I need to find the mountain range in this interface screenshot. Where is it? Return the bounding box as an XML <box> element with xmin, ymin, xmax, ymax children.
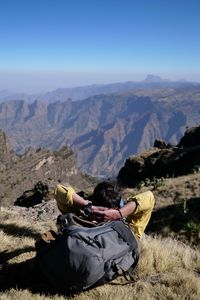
<box><xmin>0</xmin><ymin>83</ymin><xmax>200</xmax><ymax>176</ymax></box>
<box><xmin>0</xmin><ymin>75</ymin><xmax>198</xmax><ymax>103</ymax></box>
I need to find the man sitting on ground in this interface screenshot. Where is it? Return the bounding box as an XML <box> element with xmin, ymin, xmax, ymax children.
<box><xmin>54</xmin><ymin>181</ymin><xmax>155</xmax><ymax>239</ymax></box>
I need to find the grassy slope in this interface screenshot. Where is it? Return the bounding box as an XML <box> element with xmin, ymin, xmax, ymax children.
<box><xmin>121</xmin><ymin>173</ymin><xmax>200</xmax><ymax>209</ymax></box>
<box><xmin>0</xmin><ymin>208</ymin><xmax>200</xmax><ymax>300</ymax></box>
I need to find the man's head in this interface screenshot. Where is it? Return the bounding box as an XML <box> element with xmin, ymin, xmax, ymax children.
<box><xmin>92</xmin><ymin>181</ymin><xmax>121</xmax><ymax>208</ymax></box>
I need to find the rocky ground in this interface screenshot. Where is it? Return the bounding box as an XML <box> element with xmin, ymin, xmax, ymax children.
<box><xmin>1</xmin><ymin>200</ymin><xmax>60</xmax><ymax>225</ymax></box>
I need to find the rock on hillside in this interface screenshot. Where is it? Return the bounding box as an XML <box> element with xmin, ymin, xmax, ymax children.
<box><xmin>0</xmin><ymin>131</ymin><xmax>97</xmax><ymax>206</ymax></box>
<box><xmin>118</xmin><ymin>126</ymin><xmax>200</xmax><ymax>187</ymax></box>
<box><xmin>179</xmin><ymin>126</ymin><xmax>200</xmax><ymax>147</ymax></box>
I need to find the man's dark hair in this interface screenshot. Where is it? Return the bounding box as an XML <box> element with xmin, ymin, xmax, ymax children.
<box><xmin>92</xmin><ymin>181</ymin><xmax>121</xmax><ymax>208</ymax></box>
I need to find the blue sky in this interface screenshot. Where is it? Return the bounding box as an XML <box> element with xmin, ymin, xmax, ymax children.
<box><xmin>0</xmin><ymin>0</ymin><xmax>200</xmax><ymax>92</ymax></box>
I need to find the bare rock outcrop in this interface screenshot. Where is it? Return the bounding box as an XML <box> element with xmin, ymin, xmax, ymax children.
<box><xmin>0</xmin><ymin>129</ymin><xmax>17</xmax><ymax>170</ymax></box>
<box><xmin>118</xmin><ymin>126</ymin><xmax>200</xmax><ymax>187</ymax></box>
<box><xmin>178</xmin><ymin>126</ymin><xmax>200</xmax><ymax>148</ymax></box>
<box><xmin>0</xmin><ymin>130</ymin><xmax>97</xmax><ymax>206</ymax></box>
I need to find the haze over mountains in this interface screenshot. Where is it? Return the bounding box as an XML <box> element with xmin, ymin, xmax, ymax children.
<box><xmin>0</xmin><ymin>76</ymin><xmax>200</xmax><ymax>176</ymax></box>
<box><xmin>0</xmin><ymin>75</ymin><xmax>198</xmax><ymax>103</ymax></box>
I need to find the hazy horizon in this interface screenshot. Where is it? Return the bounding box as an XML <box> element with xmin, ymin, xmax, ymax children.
<box><xmin>1</xmin><ymin>0</ymin><xmax>200</xmax><ymax>93</ymax></box>
<box><xmin>1</xmin><ymin>72</ymin><xmax>200</xmax><ymax>94</ymax></box>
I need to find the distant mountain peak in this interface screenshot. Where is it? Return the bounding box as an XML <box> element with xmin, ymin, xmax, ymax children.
<box><xmin>177</xmin><ymin>78</ymin><xmax>188</xmax><ymax>83</ymax></box>
<box><xmin>144</xmin><ymin>74</ymin><xmax>169</xmax><ymax>83</ymax></box>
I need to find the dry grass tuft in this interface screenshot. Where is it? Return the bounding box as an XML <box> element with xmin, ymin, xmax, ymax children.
<box><xmin>0</xmin><ymin>210</ymin><xmax>200</xmax><ymax>300</ymax></box>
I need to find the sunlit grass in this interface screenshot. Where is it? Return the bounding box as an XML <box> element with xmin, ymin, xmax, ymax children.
<box><xmin>0</xmin><ymin>209</ymin><xmax>200</xmax><ymax>300</ymax></box>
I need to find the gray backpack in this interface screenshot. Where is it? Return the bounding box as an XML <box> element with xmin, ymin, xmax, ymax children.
<box><xmin>35</xmin><ymin>213</ymin><xmax>139</xmax><ymax>293</ymax></box>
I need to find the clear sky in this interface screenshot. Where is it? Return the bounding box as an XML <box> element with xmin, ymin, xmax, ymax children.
<box><xmin>0</xmin><ymin>0</ymin><xmax>200</xmax><ymax>92</ymax></box>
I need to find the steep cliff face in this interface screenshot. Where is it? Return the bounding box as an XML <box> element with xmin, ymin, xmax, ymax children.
<box><xmin>0</xmin><ymin>87</ymin><xmax>200</xmax><ymax>176</ymax></box>
<box><xmin>0</xmin><ymin>100</ymin><xmax>50</xmax><ymax>152</ymax></box>
<box><xmin>0</xmin><ymin>129</ymin><xmax>10</xmax><ymax>162</ymax></box>
<box><xmin>0</xmin><ymin>129</ymin><xmax>16</xmax><ymax>170</ymax></box>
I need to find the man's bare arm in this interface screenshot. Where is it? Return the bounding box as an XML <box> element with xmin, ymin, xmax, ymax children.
<box><xmin>92</xmin><ymin>201</ymin><xmax>137</xmax><ymax>222</ymax></box>
<box><xmin>72</xmin><ymin>192</ymin><xmax>90</xmax><ymax>207</ymax></box>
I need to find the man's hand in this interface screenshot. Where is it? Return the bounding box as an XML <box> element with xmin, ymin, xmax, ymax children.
<box><xmin>92</xmin><ymin>206</ymin><xmax>121</xmax><ymax>222</ymax></box>
<box><xmin>91</xmin><ymin>200</ymin><xmax>137</xmax><ymax>222</ymax></box>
